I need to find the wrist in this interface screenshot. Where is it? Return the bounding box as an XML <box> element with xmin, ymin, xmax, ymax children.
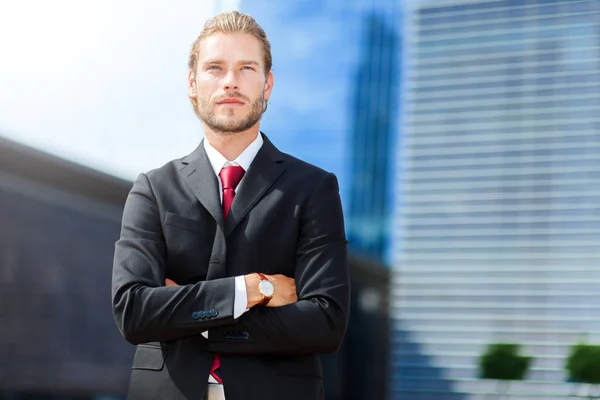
<box><xmin>244</xmin><ymin>274</ymin><xmax>262</xmax><ymax>308</ymax></box>
<box><xmin>255</xmin><ymin>273</ymin><xmax>275</xmax><ymax>307</ymax></box>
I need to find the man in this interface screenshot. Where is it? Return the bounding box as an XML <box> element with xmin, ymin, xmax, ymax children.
<box><xmin>111</xmin><ymin>10</ymin><xmax>350</xmax><ymax>400</ymax></box>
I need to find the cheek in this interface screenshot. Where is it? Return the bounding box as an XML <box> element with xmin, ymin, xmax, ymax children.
<box><xmin>197</xmin><ymin>76</ymin><xmax>220</xmax><ymax>94</ymax></box>
<box><xmin>248</xmin><ymin>82</ymin><xmax>265</xmax><ymax>99</ymax></box>
<box><xmin>197</xmin><ymin>87</ymin><xmax>218</xmax><ymax>104</ymax></box>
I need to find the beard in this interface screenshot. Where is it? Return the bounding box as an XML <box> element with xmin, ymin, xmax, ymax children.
<box><xmin>197</xmin><ymin>92</ymin><xmax>264</xmax><ymax>136</ymax></box>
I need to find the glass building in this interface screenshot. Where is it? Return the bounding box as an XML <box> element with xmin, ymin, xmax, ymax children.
<box><xmin>392</xmin><ymin>0</ymin><xmax>600</xmax><ymax>398</ymax></box>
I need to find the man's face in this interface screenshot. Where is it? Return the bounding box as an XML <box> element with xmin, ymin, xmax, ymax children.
<box><xmin>188</xmin><ymin>32</ymin><xmax>273</xmax><ymax>135</ymax></box>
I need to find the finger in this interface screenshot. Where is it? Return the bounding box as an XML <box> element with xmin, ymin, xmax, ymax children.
<box><xmin>165</xmin><ymin>278</ymin><xmax>178</xmax><ymax>287</ymax></box>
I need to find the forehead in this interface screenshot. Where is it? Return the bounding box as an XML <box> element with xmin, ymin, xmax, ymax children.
<box><xmin>198</xmin><ymin>32</ymin><xmax>263</xmax><ymax>65</ymax></box>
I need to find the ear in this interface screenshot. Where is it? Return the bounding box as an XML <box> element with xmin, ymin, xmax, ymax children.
<box><xmin>263</xmin><ymin>70</ymin><xmax>274</xmax><ymax>102</ymax></box>
<box><xmin>187</xmin><ymin>70</ymin><xmax>197</xmax><ymax>98</ymax></box>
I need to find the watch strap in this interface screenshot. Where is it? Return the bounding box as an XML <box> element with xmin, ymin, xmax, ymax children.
<box><xmin>255</xmin><ymin>273</ymin><xmax>272</xmax><ymax>307</ymax></box>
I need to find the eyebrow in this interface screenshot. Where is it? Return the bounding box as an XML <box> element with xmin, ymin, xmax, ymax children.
<box><xmin>238</xmin><ymin>60</ymin><xmax>260</xmax><ymax>66</ymax></box>
<box><xmin>203</xmin><ymin>59</ymin><xmax>261</xmax><ymax>67</ymax></box>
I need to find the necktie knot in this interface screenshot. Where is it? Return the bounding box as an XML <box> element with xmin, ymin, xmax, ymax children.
<box><xmin>219</xmin><ymin>165</ymin><xmax>245</xmax><ymax>191</ymax></box>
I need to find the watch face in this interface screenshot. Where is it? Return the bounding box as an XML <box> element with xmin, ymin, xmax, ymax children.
<box><xmin>259</xmin><ymin>280</ymin><xmax>275</xmax><ymax>297</ymax></box>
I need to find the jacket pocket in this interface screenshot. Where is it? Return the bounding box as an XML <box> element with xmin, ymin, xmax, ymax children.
<box><xmin>164</xmin><ymin>212</ymin><xmax>206</xmax><ymax>234</ymax></box>
<box><xmin>132</xmin><ymin>344</ymin><xmax>168</xmax><ymax>371</ymax></box>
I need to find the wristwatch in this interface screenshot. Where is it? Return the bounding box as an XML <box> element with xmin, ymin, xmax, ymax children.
<box><xmin>255</xmin><ymin>273</ymin><xmax>274</xmax><ymax>306</ymax></box>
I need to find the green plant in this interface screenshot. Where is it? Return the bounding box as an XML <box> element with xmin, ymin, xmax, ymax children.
<box><xmin>478</xmin><ymin>343</ymin><xmax>532</xmax><ymax>399</ymax></box>
<box><xmin>565</xmin><ymin>343</ymin><xmax>600</xmax><ymax>398</ymax></box>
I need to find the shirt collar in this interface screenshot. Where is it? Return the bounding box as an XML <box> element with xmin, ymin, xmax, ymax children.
<box><xmin>203</xmin><ymin>132</ymin><xmax>264</xmax><ymax>176</ymax></box>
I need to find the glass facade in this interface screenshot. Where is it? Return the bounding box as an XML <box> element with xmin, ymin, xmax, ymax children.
<box><xmin>238</xmin><ymin>0</ymin><xmax>402</xmax><ymax>263</ymax></box>
<box><xmin>392</xmin><ymin>0</ymin><xmax>600</xmax><ymax>398</ymax></box>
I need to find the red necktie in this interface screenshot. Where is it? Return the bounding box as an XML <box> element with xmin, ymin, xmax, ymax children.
<box><xmin>210</xmin><ymin>165</ymin><xmax>245</xmax><ymax>384</ymax></box>
<box><xmin>219</xmin><ymin>165</ymin><xmax>245</xmax><ymax>219</ymax></box>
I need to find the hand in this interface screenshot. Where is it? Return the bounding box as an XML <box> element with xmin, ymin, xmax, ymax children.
<box><xmin>245</xmin><ymin>273</ymin><xmax>297</xmax><ymax>308</ymax></box>
<box><xmin>265</xmin><ymin>274</ymin><xmax>297</xmax><ymax>307</ymax></box>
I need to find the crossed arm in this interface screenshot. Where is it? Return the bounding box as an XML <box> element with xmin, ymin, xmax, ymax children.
<box><xmin>111</xmin><ymin>172</ymin><xmax>350</xmax><ymax>355</ymax></box>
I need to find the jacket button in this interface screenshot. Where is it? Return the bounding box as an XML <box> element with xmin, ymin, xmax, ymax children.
<box><xmin>199</xmin><ymin>310</ymin><xmax>207</xmax><ymax>319</ymax></box>
<box><xmin>212</xmin><ymin>310</ymin><xmax>219</xmax><ymax>317</ymax></box>
<box><xmin>242</xmin><ymin>332</ymin><xmax>250</xmax><ymax>340</ymax></box>
<box><xmin>192</xmin><ymin>312</ymin><xmax>201</xmax><ymax>320</ymax></box>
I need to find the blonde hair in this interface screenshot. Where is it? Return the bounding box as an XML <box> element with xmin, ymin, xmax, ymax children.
<box><xmin>188</xmin><ymin>11</ymin><xmax>273</xmax><ymax>75</ymax></box>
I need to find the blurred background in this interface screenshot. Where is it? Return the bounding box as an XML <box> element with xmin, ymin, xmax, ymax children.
<box><xmin>1</xmin><ymin>0</ymin><xmax>599</xmax><ymax>399</ymax></box>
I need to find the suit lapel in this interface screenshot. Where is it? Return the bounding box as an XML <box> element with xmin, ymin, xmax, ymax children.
<box><xmin>225</xmin><ymin>134</ymin><xmax>286</xmax><ymax>236</ymax></box>
<box><xmin>179</xmin><ymin>141</ymin><xmax>225</xmax><ymax>232</ymax></box>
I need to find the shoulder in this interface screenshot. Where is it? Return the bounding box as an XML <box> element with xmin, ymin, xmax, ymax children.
<box><xmin>278</xmin><ymin>151</ymin><xmax>339</xmax><ymax>192</ymax></box>
<box><xmin>134</xmin><ymin>148</ymin><xmax>197</xmax><ymax>189</ymax></box>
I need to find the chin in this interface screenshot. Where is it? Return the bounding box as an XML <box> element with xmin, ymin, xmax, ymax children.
<box><xmin>219</xmin><ymin>114</ymin><xmax>246</xmax><ymax>123</ymax></box>
<box><xmin>216</xmin><ymin>121</ymin><xmax>247</xmax><ymax>133</ymax></box>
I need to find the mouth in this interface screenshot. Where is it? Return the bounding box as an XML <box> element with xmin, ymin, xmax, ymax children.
<box><xmin>216</xmin><ymin>98</ymin><xmax>245</xmax><ymax>105</ymax></box>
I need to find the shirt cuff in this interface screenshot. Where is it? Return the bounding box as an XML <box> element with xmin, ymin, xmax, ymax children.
<box><xmin>201</xmin><ymin>276</ymin><xmax>248</xmax><ymax>340</ymax></box>
<box><xmin>234</xmin><ymin>275</ymin><xmax>249</xmax><ymax>319</ymax></box>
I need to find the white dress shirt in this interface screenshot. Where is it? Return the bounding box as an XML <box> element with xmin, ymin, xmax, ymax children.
<box><xmin>201</xmin><ymin>132</ymin><xmax>264</xmax><ymax>384</ymax></box>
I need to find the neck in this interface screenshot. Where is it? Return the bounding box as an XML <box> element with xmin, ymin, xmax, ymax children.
<box><xmin>203</xmin><ymin>126</ymin><xmax>260</xmax><ymax>161</ymax></box>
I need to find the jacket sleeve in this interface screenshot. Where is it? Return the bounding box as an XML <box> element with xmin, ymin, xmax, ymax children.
<box><xmin>207</xmin><ymin>172</ymin><xmax>351</xmax><ymax>355</ymax></box>
<box><xmin>111</xmin><ymin>173</ymin><xmax>237</xmax><ymax>345</ymax></box>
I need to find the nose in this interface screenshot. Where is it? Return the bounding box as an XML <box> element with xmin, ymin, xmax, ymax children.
<box><xmin>223</xmin><ymin>70</ymin><xmax>240</xmax><ymax>91</ymax></box>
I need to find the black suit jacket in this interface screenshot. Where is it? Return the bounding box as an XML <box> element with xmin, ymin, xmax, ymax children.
<box><xmin>111</xmin><ymin>134</ymin><xmax>350</xmax><ymax>400</ymax></box>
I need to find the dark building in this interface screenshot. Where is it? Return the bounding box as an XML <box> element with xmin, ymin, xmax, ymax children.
<box><xmin>0</xmin><ymin>136</ymin><xmax>132</xmax><ymax>400</ymax></box>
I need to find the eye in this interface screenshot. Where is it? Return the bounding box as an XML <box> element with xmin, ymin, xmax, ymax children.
<box><xmin>208</xmin><ymin>65</ymin><xmax>222</xmax><ymax>71</ymax></box>
<box><xmin>241</xmin><ymin>65</ymin><xmax>255</xmax><ymax>71</ymax></box>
